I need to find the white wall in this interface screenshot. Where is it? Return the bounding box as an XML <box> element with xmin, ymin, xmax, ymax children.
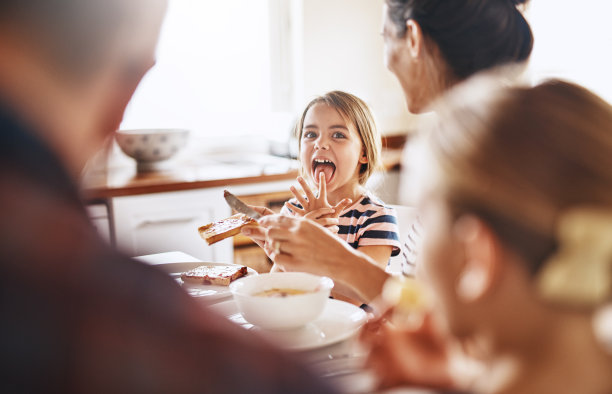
<box><xmin>527</xmin><ymin>0</ymin><xmax>612</xmax><ymax>104</ymax></box>
<box><xmin>291</xmin><ymin>0</ymin><xmax>414</xmax><ymax>135</ymax></box>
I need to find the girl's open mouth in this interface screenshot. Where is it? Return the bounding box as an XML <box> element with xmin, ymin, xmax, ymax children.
<box><xmin>312</xmin><ymin>158</ymin><xmax>336</xmax><ymax>183</ymax></box>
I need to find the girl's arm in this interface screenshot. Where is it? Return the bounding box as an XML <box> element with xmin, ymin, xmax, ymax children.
<box><xmin>353</xmin><ymin>203</ymin><xmax>402</xmax><ymax>269</ymax></box>
<box><xmin>358</xmin><ymin>245</ymin><xmax>393</xmax><ymax>269</ymax></box>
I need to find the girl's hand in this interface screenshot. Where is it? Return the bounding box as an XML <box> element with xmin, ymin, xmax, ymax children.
<box><xmin>284</xmin><ymin>174</ymin><xmax>352</xmax><ymax>225</ymax></box>
<box><xmin>360</xmin><ymin>311</ymin><xmax>457</xmax><ymax>391</ymax></box>
<box><xmin>304</xmin><ymin>207</ymin><xmax>340</xmax><ymax>233</ymax></box>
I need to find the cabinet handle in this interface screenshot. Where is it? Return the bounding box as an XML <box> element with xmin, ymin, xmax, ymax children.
<box><xmin>134</xmin><ymin>215</ymin><xmax>200</xmax><ymax>227</ymax></box>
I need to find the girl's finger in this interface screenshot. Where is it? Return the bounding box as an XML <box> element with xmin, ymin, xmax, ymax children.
<box><xmin>333</xmin><ymin>198</ymin><xmax>352</xmax><ymax>214</ymax></box>
<box><xmin>304</xmin><ymin>207</ymin><xmax>335</xmax><ymax>220</ymax></box>
<box><xmin>318</xmin><ymin>171</ymin><xmax>327</xmax><ymax>201</ymax></box>
<box><xmin>327</xmin><ymin>225</ymin><xmax>339</xmax><ymax>234</ymax></box>
<box><xmin>289</xmin><ymin>185</ymin><xmax>309</xmax><ymax>209</ymax></box>
<box><xmin>314</xmin><ymin>217</ymin><xmax>339</xmax><ymax>227</ymax></box>
<box><xmin>284</xmin><ymin>201</ymin><xmax>306</xmax><ymax>217</ymax></box>
<box><xmin>297</xmin><ymin>176</ymin><xmax>316</xmax><ymax>205</ymax></box>
<box><xmin>289</xmin><ymin>185</ymin><xmax>309</xmax><ymax>210</ymax></box>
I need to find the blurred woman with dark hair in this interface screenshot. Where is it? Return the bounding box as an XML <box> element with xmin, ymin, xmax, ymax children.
<box><xmin>384</xmin><ymin>0</ymin><xmax>532</xmax><ymax>112</ymax></box>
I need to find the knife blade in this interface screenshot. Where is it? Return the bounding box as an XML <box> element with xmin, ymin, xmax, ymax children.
<box><xmin>223</xmin><ymin>190</ymin><xmax>262</xmax><ymax>220</ymax></box>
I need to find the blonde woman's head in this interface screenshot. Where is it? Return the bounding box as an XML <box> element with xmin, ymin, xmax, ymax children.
<box><xmin>421</xmin><ymin>78</ymin><xmax>612</xmax><ymax>278</ymax></box>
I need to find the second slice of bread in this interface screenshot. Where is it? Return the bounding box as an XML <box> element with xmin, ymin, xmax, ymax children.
<box><xmin>198</xmin><ymin>213</ymin><xmax>258</xmax><ymax>245</ymax></box>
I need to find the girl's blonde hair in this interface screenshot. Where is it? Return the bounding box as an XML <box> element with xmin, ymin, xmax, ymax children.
<box><xmin>423</xmin><ymin>78</ymin><xmax>612</xmax><ymax>275</ymax></box>
<box><xmin>294</xmin><ymin>91</ymin><xmax>382</xmax><ymax>185</ymax></box>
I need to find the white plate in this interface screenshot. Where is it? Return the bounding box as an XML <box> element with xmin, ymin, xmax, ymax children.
<box><xmin>210</xmin><ymin>299</ymin><xmax>367</xmax><ymax>351</ymax></box>
<box><xmin>153</xmin><ymin>262</ymin><xmax>258</xmax><ymax>301</ymax></box>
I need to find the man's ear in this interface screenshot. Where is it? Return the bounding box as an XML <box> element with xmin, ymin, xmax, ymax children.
<box><xmin>453</xmin><ymin>215</ymin><xmax>501</xmax><ymax>303</ymax></box>
<box><xmin>406</xmin><ymin>19</ymin><xmax>424</xmax><ymax>59</ymax></box>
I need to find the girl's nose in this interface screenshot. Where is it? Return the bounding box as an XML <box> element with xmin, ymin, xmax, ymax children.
<box><xmin>315</xmin><ymin>136</ymin><xmax>329</xmax><ymax>150</ymax></box>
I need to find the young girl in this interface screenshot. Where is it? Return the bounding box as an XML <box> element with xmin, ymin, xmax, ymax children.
<box><xmin>243</xmin><ymin>91</ymin><xmax>400</xmax><ymax>304</ymax></box>
<box><xmin>272</xmin><ymin>91</ymin><xmax>402</xmax><ymax>303</ymax></box>
<box><xmin>244</xmin><ymin>91</ymin><xmax>401</xmax><ymax>301</ymax></box>
<box><xmin>362</xmin><ymin>78</ymin><xmax>612</xmax><ymax>393</ymax></box>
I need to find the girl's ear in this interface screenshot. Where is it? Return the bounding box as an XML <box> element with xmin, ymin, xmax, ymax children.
<box><xmin>453</xmin><ymin>215</ymin><xmax>501</xmax><ymax>303</ymax></box>
<box><xmin>358</xmin><ymin>151</ymin><xmax>368</xmax><ymax>164</ymax></box>
<box><xmin>406</xmin><ymin>19</ymin><xmax>424</xmax><ymax>59</ymax></box>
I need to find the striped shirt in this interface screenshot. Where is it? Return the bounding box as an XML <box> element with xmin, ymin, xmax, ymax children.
<box><xmin>281</xmin><ymin>193</ymin><xmax>401</xmax><ymax>257</ymax></box>
<box><xmin>401</xmin><ymin>216</ymin><xmax>422</xmax><ymax>277</ymax></box>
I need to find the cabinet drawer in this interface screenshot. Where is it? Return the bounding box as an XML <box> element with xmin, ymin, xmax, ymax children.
<box><xmin>112</xmin><ymin>187</ymin><xmax>232</xmax><ymax>262</ymax></box>
<box><xmin>231</xmin><ymin>190</ymin><xmax>293</xmax><ymax>247</ymax></box>
<box><xmin>109</xmin><ymin>180</ymin><xmax>295</xmax><ymax>264</ymax></box>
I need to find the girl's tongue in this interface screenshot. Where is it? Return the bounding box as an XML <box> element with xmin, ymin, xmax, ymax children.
<box><xmin>313</xmin><ymin>161</ymin><xmax>335</xmax><ymax>183</ymax></box>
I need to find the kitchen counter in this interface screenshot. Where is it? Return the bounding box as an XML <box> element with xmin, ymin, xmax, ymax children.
<box><xmin>81</xmin><ymin>153</ymin><xmax>300</xmax><ymax>200</ymax></box>
<box><xmin>81</xmin><ymin>148</ymin><xmax>404</xmax><ymax>201</ymax></box>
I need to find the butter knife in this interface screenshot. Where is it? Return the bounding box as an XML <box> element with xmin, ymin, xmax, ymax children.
<box><xmin>223</xmin><ymin>190</ymin><xmax>262</xmax><ymax>220</ymax></box>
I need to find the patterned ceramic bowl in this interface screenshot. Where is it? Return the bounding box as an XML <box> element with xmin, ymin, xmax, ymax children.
<box><xmin>115</xmin><ymin>129</ymin><xmax>190</xmax><ymax>172</ymax></box>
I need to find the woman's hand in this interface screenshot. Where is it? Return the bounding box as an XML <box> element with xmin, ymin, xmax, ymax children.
<box><xmin>284</xmin><ymin>175</ymin><xmax>352</xmax><ymax>225</ymax></box>
<box><xmin>360</xmin><ymin>310</ymin><xmax>457</xmax><ymax>391</ymax></box>
<box><xmin>238</xmin><ymin>204</ymin><xmax>275</xmax><ymax>253</ymax></box>
<box><xmin>253</xmin><ymin>214</ymin><xmax>350</xmax><ymax>276</ymax></box>
<box><xmin>252</xmin><ymin>214</ymin><xmax>392</xmax><ymax>303</ymax></box>
<box><xmin>239</xmin><ymin>206</ymin><xmax>338</xmax><ymax>260</ymax></box>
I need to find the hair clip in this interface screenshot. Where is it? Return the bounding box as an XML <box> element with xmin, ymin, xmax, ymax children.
<box><xmin>537</xmin><ymin>207</ymin><xmax>612</xmax><ymax>306</ymax></box>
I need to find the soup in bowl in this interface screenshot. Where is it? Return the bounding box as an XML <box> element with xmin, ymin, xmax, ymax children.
<box><xmin>229</xmin><ymin>272</ymin><xmax>334</xmax><ymax>330</ymax></box>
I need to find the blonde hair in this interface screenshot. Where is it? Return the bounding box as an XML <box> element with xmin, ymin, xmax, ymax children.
<box><xmin>423</xmin><ymin>78</ymin><xmax>612</xmax><ymax>275</ymax></box>
<box><xmin>294</xmin><ymin>91</ymin><xmax>382</xmax><ymax>185</ymax></box>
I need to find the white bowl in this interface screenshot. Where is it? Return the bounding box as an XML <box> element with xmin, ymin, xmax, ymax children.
<box><xmin>115</xmin><ymin>128</ymin><xmax>189</xmax><ymax>172</ymax></box>
<box><xmin>229</xmin><ymin>272</ymin><xmax>334</xmax><ymax>330</ymax></box>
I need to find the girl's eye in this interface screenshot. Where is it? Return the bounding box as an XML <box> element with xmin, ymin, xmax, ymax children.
<box><xmin>303</xmin><ymin>131</ymin><xmax>317</xmax><ymax>139</ymax></box>
<box><xmin>332</xmin><ymin>132</ymin><xmax>346</xmax><ymax>139</ymax></box>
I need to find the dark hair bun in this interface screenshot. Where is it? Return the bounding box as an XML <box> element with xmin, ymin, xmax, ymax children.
<box><xmin>386</xmin><ymin>0</ymin><xmax>534</xmax><ymax>79</ymax></box>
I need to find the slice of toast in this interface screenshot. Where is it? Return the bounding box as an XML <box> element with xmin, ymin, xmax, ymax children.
<box><xmin>180</xmin><ymin>265</ymin><xmax>248</xmax><ymax>286</ymax></box>
<box><xmin>198</xmin><ymin>213</ymin><xmax>258</xmax><ymax>245</ymax></box>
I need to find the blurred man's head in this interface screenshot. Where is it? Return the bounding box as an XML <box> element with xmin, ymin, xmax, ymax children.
<box><xmin>0</xmin><ymin>0</ymin><xmax>167</xmax><ymax>174</ymax></box>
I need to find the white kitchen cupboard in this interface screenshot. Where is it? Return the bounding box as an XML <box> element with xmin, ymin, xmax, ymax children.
<box><xmin>112</xmin><ymin>187</ymin><xmax>230</xmax><ymax>262</ymax></box>
<box><xmin>86</xmin><ymin>203</ymin><xmax>112</xmax><ymax>244</ymax></box>
<box><xmin>110</xmin><ymin>180</ymin><xmax>293</xmax><ymax>263</ymax></box>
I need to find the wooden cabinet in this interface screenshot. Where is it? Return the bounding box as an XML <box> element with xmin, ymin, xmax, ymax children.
<box><xmin>232</xmin><ymin>190</ymin><xmax>293</xmax><ymax>273</ymax></box>
<box><xmin>111</xmin><ymin>187</ymin><xmax>232</xmax><ymax>262</ymax></box>
<box><xmin>109</xmin><ymin>180</ymin><xmax>294</xmax><ymax>269</ymax></box>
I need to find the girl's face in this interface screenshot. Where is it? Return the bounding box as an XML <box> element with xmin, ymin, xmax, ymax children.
<box><xmin>300</xmin><ymin>103</ymin><xmax>366</xmax><ymax>196</ymax></box>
